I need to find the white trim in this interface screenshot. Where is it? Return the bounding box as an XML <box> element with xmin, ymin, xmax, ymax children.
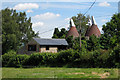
<box><xmin>70</xmin><ymin>18</ymin><xmax>75</xmax><ymax>27</ymax></box>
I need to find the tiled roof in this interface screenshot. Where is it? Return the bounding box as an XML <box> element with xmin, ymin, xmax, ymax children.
<box><xmin>66</xmin><ymin>18</ymin><xmax>79</xmax><ymax>39</ymax></box>
<box><xmin>85</xmin><ymin>24</ymin><xmax>101</xmax><ymax>37</ymax></box>
<box><xmin>33</xmin><ymin>38</ymin><xmax>68</xmax><ymax>46</ymax></box>
<box><xmin>66</xmin><ymin>27</ymin><xmax>79</xmax><ymax>38</ymax></box>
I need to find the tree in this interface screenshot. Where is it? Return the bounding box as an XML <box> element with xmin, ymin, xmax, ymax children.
<box><xmin>72</xmin><ymin>13</ymin><xmax>90</xmax><ymax>36</ymax></box>
<box><xmin>66</xmin><ymin>35</ymin><xmax>87</xmax><ymax>53</ymax></box>
<box><xmin>66</xmin><ymin>36</ymin><xmax>74</xmax><ymax>49</ymax></box>
<box><xmin>52</xmin><ymin>28</ymin><xmax>59</xmax><ymax>38</ymax></box>
<box><xmin>52</xmin><ymin>28</ymin><xmax>67</xmax><ymax>38</ymax></box>
<box><xmin>2</xmin><ymin>8</ymin><xmax>39</xmax><ymax>54</ymax></box>
<box><xmin>87</xmin><ymin>35</ymin><xmax>100</xmax><ymax>51</ymax></box>
<box><xmin>99</xmin><ymin>34</ymin><xmax>110</xmax><ymax>49</ymax></box>
<box><xmin>101</xmin><ymin>13</ymin><xmax>120</xmax><ymax>49</ymax></box>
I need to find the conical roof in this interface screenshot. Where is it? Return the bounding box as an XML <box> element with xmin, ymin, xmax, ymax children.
<box><xmin>66</xmin><ymin>19</ymin><xmax>79</xmax><ymax>38</ymax></box>
<box><xmin>85</xmin><ymin>16</ymin><xmax>101</xmax><ymax>37</ymax></box>
<box><xmin>85</xmin><ymin>24</ymin><xmax>101</xmax><ymax>37</ymax></box>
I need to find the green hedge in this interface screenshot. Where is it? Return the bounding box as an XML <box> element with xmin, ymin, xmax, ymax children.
<box><xmin>2</xmin><ymin>50</ymin><xmax>28</xmax><ymax>67</ymax></box>
<box><xmin>23</xmin><ymin>52</ymin><xmax>57</xmax><ymax>67</ymax></box>
<box><xmin>2</xmin><ymin>48</ymin><xmax>120</xmax><ymax>68</ymax></box>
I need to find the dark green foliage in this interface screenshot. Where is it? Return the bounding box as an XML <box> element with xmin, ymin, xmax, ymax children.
<box><xmin>2</xmin><ymin>8</ymin><xmax>39</xmax><ymax>54</ymax></box>
<box><xmin>87</xmin><ymin>35</ymin><xmax>100</xmax><ymax>51</ymax></box>
<box><xmin>23</xmin><ymin>52</ymin><xmax>57</xmax><ymax>67</ymax></box>
<box><xmin>2</xmin><ymin>48</ymin><xmax>120</xmax><ymax>68</ymax></box>
<box><xmin>66</xmin><ymin>36</ymin><xmax>74</xmax><ymax>48</ymax></box>
<box><xmin>2</xmin><ymin>50</ymin><xmax>28</xmax><ymax>67</ymax></box>
<box><xmin>52</xmin><ymin>28</ymin><xmax>67</xmax><ymax>38</ymax></box>
<box><xmin>101</xmin><ymin>13</ymin><xmax>120</xmax><ymax>49</ymax></box>
<box><xmin>40</xmin><ymin>53</ymin><xmax>57</xmax><ymax>66</ymax></box>
<box><xmin>2</xmin><ymin>50</ymin><xmax>16</xmax><ymax>67</ymax></box>
<box><xmin>52</xmin><ymin>28</ymin><xmax>59</xmax><ymax>38</ymax></box>
<box><xmin>56</xmin><ymin>49</ymin><xmax>74</xmax><ymax>66</ymax></box>
<box><xmin>66</xmin><ymin>36</ymin><xmax>87</xmax><ymax>52</ymax></box>
<box><xmin>107</xmin><ymin>45</ymin><xmax>120</xmax><ymax>68</ymax></box>
<box><xmin>100</xmin><ymin>34</ymin><xmax>110</xmax><ymax>49</ymax></box>
<box><xmin>25</xmin><ymin>53</ymin><xmax>43</xmax><ymax>66</ymax></box>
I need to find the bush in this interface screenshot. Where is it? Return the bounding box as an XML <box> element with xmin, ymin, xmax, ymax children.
<box><xmin>106</xmin><ymin>45</ymin><xmax>120</xmax><ymax>68</ymax></box>
<box><xmin>71</xmin><ymin>51</ymin><xmax>94</xmax><ymax>68</ymax></box>
<box><xmin>56</xmin><ymin>49</ymin><xmax>75</xmax><ymax>66</ymax></box>
<box><xmin>2</xmin><ymin>50</ymin><xmax>29</xmax><ymax>67</ymax></box>
<box><xmin>2</xmin><ymin>48</ymin><xmax>119</xmax><ymax>68</ymax></box>
<box><xmin>24</xmin><ymin>52</ymin><xmax>57</xmax><ymax>67</ymax></box>
<box><xmin>7</xmin><ymin>54</ymin><xmax>28</xmax><ymax>67</ymax></box>
<box><xmin>25</xmin><ymin>53</ymin><xmax>43</xmax><ymax>66</ymax></box>
<box><xmin>2</xmin><ymin>50</ymin><xmax>16</xmax><ymax>67</ymax></box>
<box><xmin>38</xmin><ymin>52</ymin><xmax>57</xmax><ymax>66</ymax></box>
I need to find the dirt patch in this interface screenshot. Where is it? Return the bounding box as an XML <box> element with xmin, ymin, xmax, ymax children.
<box><xmin>99</xmin><ymin>72</ymin><xmax>110</xmax><ymax>78</ymax></box>
<box><xmin>91</xmin><ymin>72</ymin><xmax>110</xmax><ymax>78</ymax></box>
<box><xmin>92</xmin><ymin>72</ymin><xmax>98</xmax><ymax>75</ymax></box>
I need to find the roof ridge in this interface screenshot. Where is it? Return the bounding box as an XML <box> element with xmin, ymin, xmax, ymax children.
<box><xmin>33</xmin><ymin>38</ymin><xmax>68</xmax><ymax>46</ymax></box>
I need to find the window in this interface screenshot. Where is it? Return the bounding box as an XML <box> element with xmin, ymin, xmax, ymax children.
<box><xmin>46</xmin><ymin>46</ymin><xmax>49</xmax><ymax>50</ymax></box>
<box><xmin>28</xmin><ymin>45</ymin><xmax>36</xmax><ymax>51</ymax></box>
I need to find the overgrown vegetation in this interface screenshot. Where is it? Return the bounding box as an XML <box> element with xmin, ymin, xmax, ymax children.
<box><xmin>2</xmin><ymin>46</ymin><xmax>120</xmax><ymax>68</ymax></box>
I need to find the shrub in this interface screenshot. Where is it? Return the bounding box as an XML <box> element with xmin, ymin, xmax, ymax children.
<box><xmin>2</xmin><ymin>50</ymin><xmax>16</xmax><ymax>67</ymax></box>
<box><xmin>24</xmin><ymin>52</ymin><xmax>57</xmax><ymax>67</ymax></box>
<box><xmin>106</xmin><ymin>45</ymin><xmax>120</xmax><ymax>68</ymax></box>
<box><xmin>56</xmin><ymin>49</ymin><xmax>75</xmax><ymax>66</ymax></box>
<box><xmin>2</xmin><ymin>47</ymin><xmax>119</xmax><ymax>68</ymax></box>
<box><xmin>25</xmin><ymin>53</ymin><xmax>43</xmax><ymax>66</ymax></box>
<box><xmin>7</xmin><ymin>54</ymin><xmax>28</xmax><ymax>67</ymax></box>
<box><xmin>38</xmin><ymin>52</ymin><xmax>57</xmax><ymax>66</ymax></box>
<box><xmin>2</xmin><ymin>50</ymin><xmax>28</xmax><ymax>67</ymax></box>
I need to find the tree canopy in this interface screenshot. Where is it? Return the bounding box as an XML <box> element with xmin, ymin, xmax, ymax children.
<box><xmin>100</xmin><ymin>13</ymin><xmax>120</xmax><ymax>49</ymax></box>
<box><xmin>52</xmin><ymin>28</ymin><xmax>67</xmax><ymax>39</ymax></box>
<box><xmin>2</xmin><ymin>8</ymin><xmax>39</xmax><ymax>54</ymax></box>
<box><xmin>72</xmin><ymin>13</ymin><xmax>90</xmax><ymax>36</ymax></box>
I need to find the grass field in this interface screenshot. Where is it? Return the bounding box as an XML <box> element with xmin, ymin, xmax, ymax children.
<box><xmin>2</xmin><ymin>67</ymin><xmax>119</xmax><ymax>78</ymax></box>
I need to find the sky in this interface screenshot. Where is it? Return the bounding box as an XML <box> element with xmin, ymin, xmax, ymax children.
<box><xmin>1</xmin><ymin>1</ymin><xmax>119</xmax><ymax>38</ymax></box>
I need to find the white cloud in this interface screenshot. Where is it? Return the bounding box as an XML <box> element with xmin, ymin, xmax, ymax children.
<box><xmin>98</xmin><ymin>2</ymin><xmax>110</xmax><ymax>7</ymax></box>
<box><xmin>32</xmin><ymin>22</ymin><xmax>44</xmax><ymax>27</ymax></box>
<box><xmin>13</xmin><ymin>3</ymin><xmax>39</xmax><ymax>10</ymax></box>
<box><xmin>26</xmin><ymin>10</ymin><xmax>33</xmax><ymax>13</ymax></box>
<box><xmin>40</xmin><ymin>3</ymin><xmax>90</xmax><ymax>10</ymax></box>
<box><xmin>101</xmin><ymin>19</ymin><xmax>108</xmax><ymax>22</ymax></box>
<box><xmin>31</xmin><ymin>16</ymin><xmax>69</xmax><ymax>38</ymax></box>
<box><xmin>32</xmin><ymin>12</ymin><xmax>60</xmax><ymax>22</ymax></box>
<box><xmin>65</xmin><ymin>18</ymin><xmax>70</xmax><ymax>21</ymax></box>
